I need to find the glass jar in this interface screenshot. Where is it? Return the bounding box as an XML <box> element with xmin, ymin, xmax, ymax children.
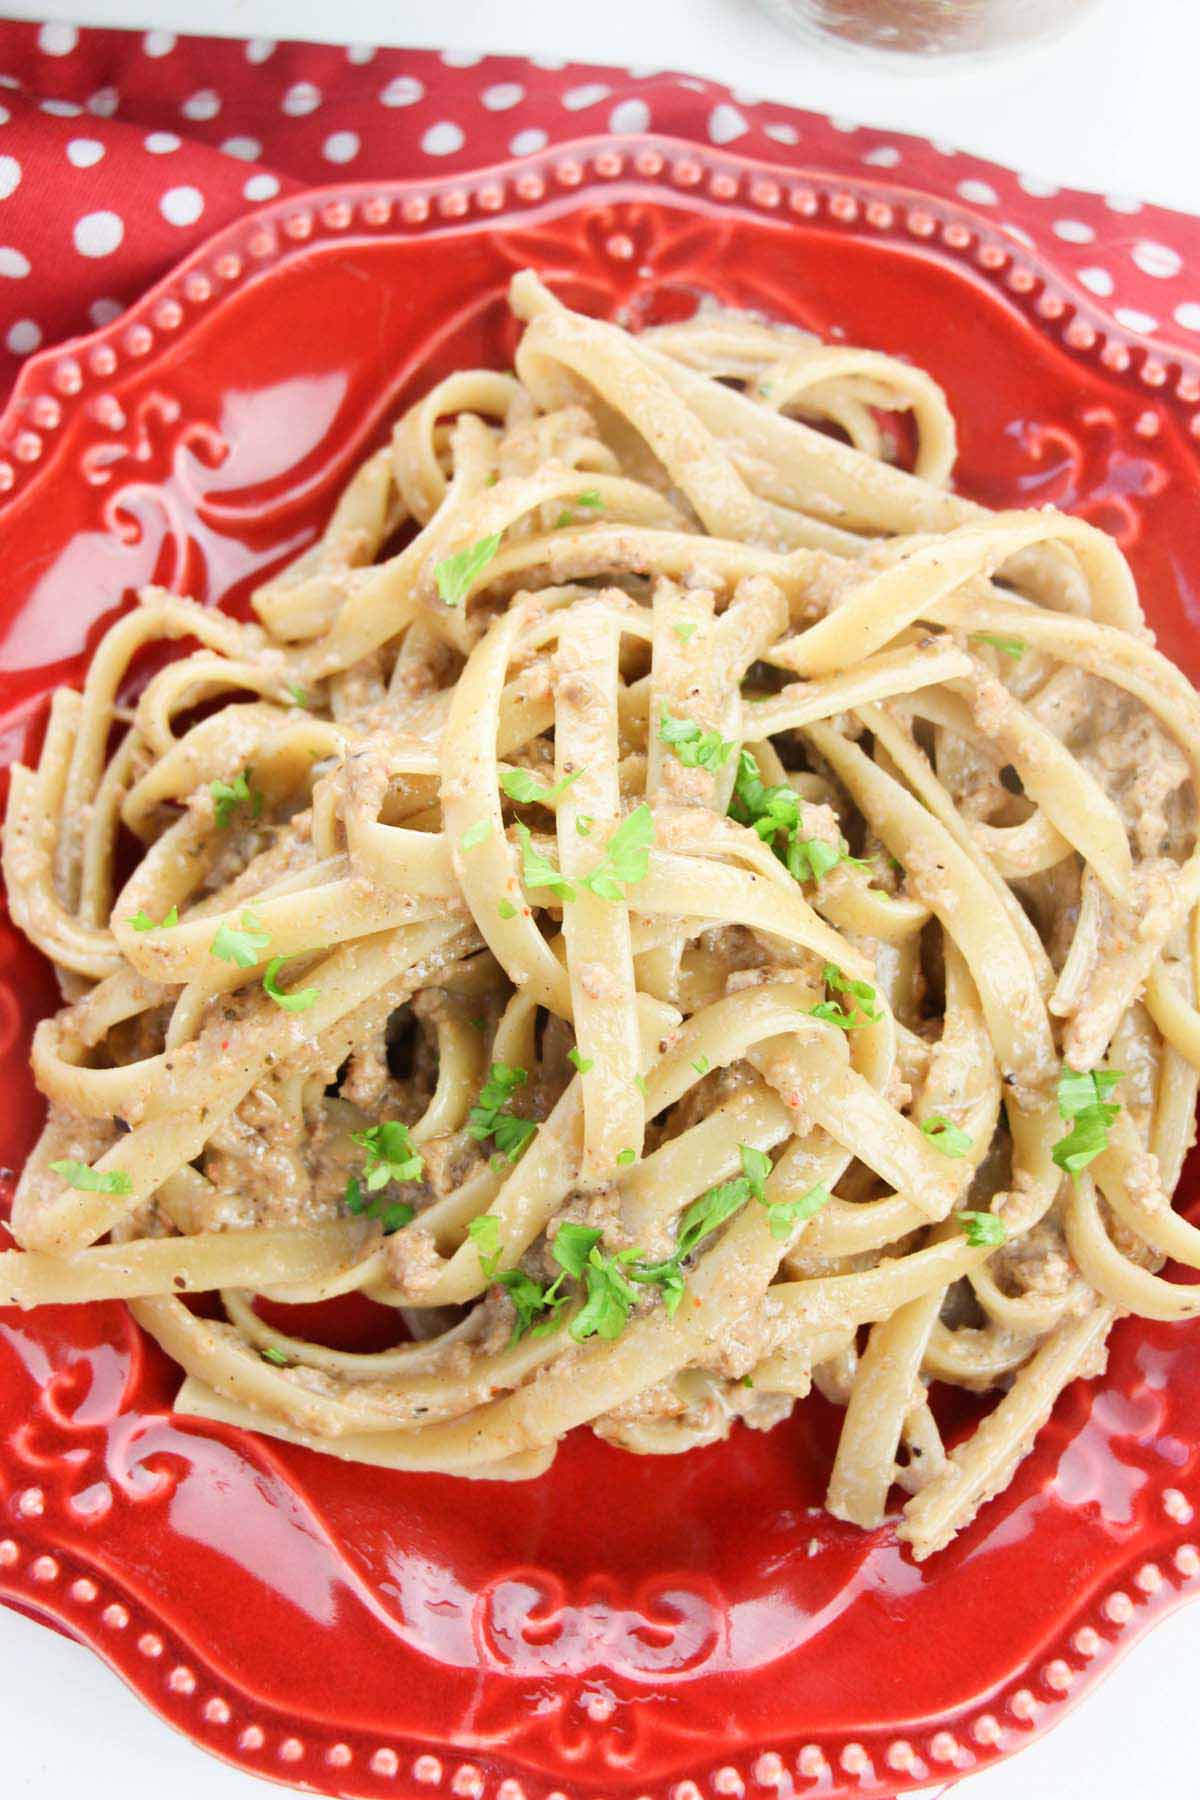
<box><xmin>755</xmin><ymin>0</ymin><xmax>1103</xmax><ymax>61</ymax></box>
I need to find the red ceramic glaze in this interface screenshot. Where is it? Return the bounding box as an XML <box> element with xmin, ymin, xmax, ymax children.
<box><xmin>1</xmin><ymin>137</ymin><xmax>1200</xmax><ymax>1800</ymax></box>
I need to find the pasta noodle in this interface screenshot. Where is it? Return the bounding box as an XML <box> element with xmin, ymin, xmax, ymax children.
<box><xmin>3</xmin><ymin>270</ymin><xmax>1198</xmax><ymax>1559</ymax></box>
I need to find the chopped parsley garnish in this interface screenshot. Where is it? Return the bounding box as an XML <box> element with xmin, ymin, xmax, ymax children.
<box><xmin>673</xmin><ymin>621</ymin><xmax>698</xmax><ymax>644</ymax></box>
<box><xmin>467</xmin><ymin>1062</ymin><xmax>538</xmax><ymax>1163</ymax></box>
<box><xmin>514</xmin><ymin>821</ymin><xmax>575</xmax><ymax>902</ymax></box>
<box><xmin>957</xmin><ymin>1210</ymin><xmax>1006</xmax><ymax>1247</ymax></box>
<box><xmin>632</xmin><ymin>1145</ymin><xmax>774</xmax><ymax>1310</ymax></box>
<box><xmin>728</xmin><ymin>750</ymin><xmax>856</xmax><ymax>886</ymax></box>
<box><xmin>460</xmin><ymin>818</ymin><xmax>493</xmax><ymax>851</ymax></box>
<box><xmin>211</xmin><ymin>768</ymin><xmax>262</xmax><ymax>830</ymax></box>
<box><xmin>691</xmin><ymin>1054</ymin><xmax>710</xmax><ymax>1076</ymax></box>
<box><xmin>350</xmin><ymin>1120</ymin><xmax>423</xmax><ymax>1190</ymax></box>
<box><xmin>500</xmin><ymin>767</ymin><xmax>580</xmax><ymax>805</ymax></box>
<box><xmin>920</xmin><ymin>1114</ymin><xmax>973</xmax><ymax>1158</ymax></box>
<box><xmin>286</xmin><ymin>683</ymin><xmax>309</xmax><ymax>708</ymax></box>
<box><xmin>971</xmin><ymin>632</ymin><xmax>1028</xmax><ymax>661</ymax></box>
<box><xmin>497</xmin><ymin>898</ymin><xmax>518</xmax><ymax>919</ymax></box>
<box><xmin>763</xmin><ymin>1182</ymin><xmax>831</xmax><ymax>1242</ymax></box>
<box><xmin>575</xmin><ymin>815</ymin><xmax>593</xmax><ymax>837</ymax></box>
<box><xmin>262</xmin><ymin>954</ymin><xmax>318</xmax><ymax>1012</ymax></box>
<box><xmin>130</xmin><ymin>904</ymin><xmax>178</xmax><ymax>932</ymax></box>
<box><xmin>552</xmin><ymin>1224</ymin><xmax>641</xmax><ymax>1342</ymax></box>
<box><xmin>210</xmin><ymin>910</ymin><xmax>270</xmax><ymax>968</ymax></box>
<box><xmin>581</xmin><ymin>803</ymin><xmax>653</xmax><ymax>902</ymax></box>
<box><xmin>633</xmin><ymin>1073</ymin><xmax>647</xmax><ymax>1097</ymax></box>
<box><xmin>469</xmin><ymin>1214</ymin><xmax>569</xmax><ymax>1342</ymax></box>
<box><xmin>575</xmin><ymin>489</ymin><xmax>603</xmax><ymax>509</ymax></box>
<box><xmin>810</xmin><ymin>962</ymin><xmax>882</xmax><ymax>1031</ymax></box>
<box><xmin>434</xmin><ymin>531</ymin><xmax>502</xmax><ymax>607</ymax></box>
<box><xmin>658</xmin><ymin>709</ymin><xmax>735</xmax><ymax>773</ymax></box>
<box><xmin>1051</xmin><ymin>1066</ymin><xmax>1123</xmax><ymax>1175</ymax></box>
<box><xmin>259</xmin><ymin>1345</ymin><xmax>291</xmax><ymax>1367</ymax></box>
<box><xmin>345</xmin><ymin>1174</ymin><xmax>414</xmax><ymax>1234</ymax></box>
<box><xmin>49</xmin><ymin>1159</ymin><xmax>131</xmax><ymax>1195</ymax></box>
<box><xmin>616</xmin><ymin>1147</ymin><xmax>636</xmax><ymax>1166</ymax></box>
<box><xmin>568</xmin><ymin>1046</ymin><xmax>593</xmax><ymax>1074</ymax></box>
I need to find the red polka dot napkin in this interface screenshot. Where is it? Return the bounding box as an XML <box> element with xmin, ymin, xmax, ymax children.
<box><xmin>0</xmin><ymin>18</ymin><xmax>1196</xmax><ymax>402</ymax></box>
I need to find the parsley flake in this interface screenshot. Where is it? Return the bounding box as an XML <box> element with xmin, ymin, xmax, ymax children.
<box><xmin>210</xmin><ymin>910</ymin><xmax>270</xmax><ymax>968</ymax></box>
<box><xmin>350</xmin><ymin>1120</ymin><xmax>424</xmax><ymax>1191</ymax></box>
<box><xmin>673</xmin><ymin>621</ymin><xmax>698</xmax><ymax>644</ymax></box>
<box><xmin>514</xmin><ymin>821</ymin><xmax>575</xmax><ymax>902</ymax></box>
<box><xmin>259</xmin><ymin>1345</ymin><xmax>291</xmax><ymax>1367</ymax></box>
<box><xmin>582</xmin><ymin>803</ymin><xmax>653</xmax><ymax>902</ymax></box>
<box><xmin>971</xmin><ymin>632</ymin><xmax>1028</xmax><ymax>661</ymax></box>
<box><xmin>658</xmin><ymin>709</ymin><xmax>735</xmax><ymax>773</ymax></box>
<box><xmin>211</xmin><ymin>769</ymin><xmax>262</xmax><ymax>830</ymax></box>
<box><xmin>728</xmin><ymin>751</ymin><xmax>854</xmax><ymax>886</ymax></box>
<box><xmin>616</xmin><ymin>1147</ymin><xmax>636</xmax><ymax>1166</ymax></box>
<box><xmin>49</xmin><ymin>1159</ymin><xmax>131</xmax><ymax>1195</ymax></box>
<box><xmin>130</xmin><ymin>904</ymin><xmax>179</xmax><ymax>932</ymax></box>
<box><xmin>810</xmin><ymin>963</ymin><xmax>882</xmax><ymax>1031</ymax></box>
<box><xmin>764</xmin><ymin>1182</ymin><xmax>831</xmax><ymax>1242</ymax></box>
<box><xmin>691</xmin><ymin>1054</ymin><xmax>710</xmax><ymax>1076</ymax></box>
<box><xmin>500</xmin><ymin>767</ymin><xmax>580</xmax><ymax>806</ymax></box>
<box><xmin>434</xmin><ymin>531</ymin><xmax>503</xmax><ymax>607</ymax></box>
<box><xmin>1052</xmin><ymin>1066</ymin><xmax>1123</xmax><ymax>1175</ymax></box>
<box><xmin>262</xmin><ymin>954</ymin><xmax>318</xmax><ymax>1012</ymax></box>
<box><xmin>460</xmin><ymin>818</ymin><xmax>493</xmax><ymax>851</ymax></box>
<box><xmin>920</xmin><ymin>1114</ymin><xmax>973</xmax><ymax>1158</ymax></box>
<box><xmin>568</xmin><ymin>1046</ymin><xmax>593</xmax><ymax>1074</ymax></box>
<box><xmin>497</xmin><ymin>898</ymin><xmax>518</xmax><ymax>919</ymax></box>
<box><xmin>957</xmin><ymin>1210</ymin><xmax>1007</xmax><ymax>1247</ymax></box>
<box><xmin>467</xmin><ymin>1062</ymin><xmax>537</xmax><ymax>1163</ymax></box>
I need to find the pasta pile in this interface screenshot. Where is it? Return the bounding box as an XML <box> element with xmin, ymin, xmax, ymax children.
<box><xmin>3</xmin><ymin>270</ymin><xmax>1199</xmax><ymax>1558</ymax></box>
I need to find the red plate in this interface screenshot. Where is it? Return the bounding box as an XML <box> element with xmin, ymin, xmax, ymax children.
<box><xmin>2</xmin><ymin>136</ymin><xmax>1200</xmax><ymax>1800</ymax></box>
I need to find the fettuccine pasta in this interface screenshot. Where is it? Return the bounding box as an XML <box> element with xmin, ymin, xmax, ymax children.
<box><xmin>4</xmin><ymin>270</ymin><xmax>1198</xmax><ymax>1554</ymax></box>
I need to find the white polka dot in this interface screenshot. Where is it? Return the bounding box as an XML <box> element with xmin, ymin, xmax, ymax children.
<box><xmin>0</xmin><ymin>105</ymin><xmax>8</xmax><ymax>125</ymax></box>
<box><xmin>6</xmin><ymin>317</ymin><xmax>40</xmax><ymax>354</ymax></box>
<box><xmin>322</xmin><ymin>130</ymin><xmax>360</xmax><ymax>164</ymax></box>
<box><xmin>142</xmin><ymin>29</ymin><xmax>175</xmax><ymax>56</ymax></box>
<box><xmin>1106</xmin><ymin>194</ymin><xmax>1142</xmax><ymax>214</ymax></box>
<box><xmin>828</xmin><ymin>116</ymin><xmax>858</xmax><ymax>133</ymax></box>
<box><xmin>1078</xmin><ymin>266</ymin><xmax>1114</xmax><ymax>297</ymax></box>
<box><xmin>181</xmin><ymin>89</ymin><xmax>221</xmax><ymax>122</ymax></box>
<box><xmin>528</xmin><ymin>57</ymin><xmax>565</xmax><ymax>70</ymax></box>
<box><xmin>482</xmin><ymin>82</ymin><xmax>524</xmax><ymax>111</ymax></box>
<box><xmin>0</xmin><ymin>246</ymin><xmax>30</xmax><ymax>277</ymax></box>
<box><xmin>1018</xmin><ymin>173</ymin><xmax>1059</xmax><ymax>197</ymax></box>
<box><xmin>160</xmin><ymin>185</ymin><xmax>204</xmax><ymax>227</ymax></box>
<box><xmin>763</xmin><ymin>122</ymin><xmax>798</xmax><ymax>146</ymax></box>
<box><xmin>87</xmin><ymin>87</ymin><xmax>118</xmax><ymax>118</ymax></box>
<box><xmin>708</xmin><ymin>103</ymin><xmax>748</xmax><ymax>145</ymax></box>
<box><xmin>509</xmin><ymin>128</ymin><xmax>547</xmax><ymax>156</ymax></box>
<box><xmin>346</xmin><ymin>44</ymin><xmax>375</xmax><ymax>64</ymax></box>
<box><xmin>221</xmin><ymin>135</ymin><xmax>260</xmax><ymax>161</ymax></box>
<box><xmin>40</xmin><ymin>98</ymin><xmax>81</xmax><ymax>116</ymax></box>
<box><xmin>66</xmin><ymin>138</ymin><xmax>103</xmax><ymax>169</ymax></box>
<box><xmin>145</xmin><ymin>131</ymin><xmax>180</xmax><ymax>153</ymax></box>
<box><xmin>89</xmin><ymin>296</ymin><xmax>122</xmax><ymax>326</ymax></box>
<box><xmin>420</xmin><ymin>120</ymin><xmax>464</xmax><ymax>157</ymax></box>
<box><xmin>380</xmin><ymin>75</ymin><xmax>423</xmax><ymax>108</ymax></box>
<box><xmin>1052</xmin><ymin>219</ymin><xmax>1095</xmax><ymax>244</ymax></box>
<box><xmin>1174</xmin><ymin>302</ymin><xmax>1200</xmax><ymax>331</ymax></box>
<box><xmin>73</xmin><ymin>210</ymin><xmax>124</xmax><ymax>257</ymax></box>
<box><xmin>0</xmin><ymin>154</ymin><xmax>20</xmax><ymax>198</ymax></box>
<box><xmin>610</xmin><ymin>98</ymin><xmax>650</xmax><ymax>134</ymax></box>
<box><xmin>1114</xmin><ymin>306</ymin><xmax>1159</xmax><ymax>333</ymax></box>
<box><xmin>441</xmin><ymin>50</ymin><xmax>481</xmax><ymax>67</ymax></box>
<box><xmin>281</xmin><ymin>81</ymin><xmax>321</xmax><ymax>117</ymax></box>
<box><xmin>562</xmin><ymin>83</ymin><xmax>611</xmax><ymax>111</ymax></box>
<box><xmin>38</xmin><ymin>22</ymin><xmax>78</xmax><ymax>55</ymax></box>
<box><xmin>1132</xmin><ymin>240</ymin><xmax>1182</xmax><ymax>280</ymax></box>
<box><xmin>245</xmin><ymin>38</ymin><xmax>275</xmax><ymax>64</ymax></box>
<box><xmin>930</xmin><ymin>138</ymin><xmax>958</xmax><ymax>156</ymax></box>
<box><xmin>862</xmin><ymin>145</ymin><xmax>900</xmax><ymax>167</ymax></box>
<box><xmin>421</xmin><ymin>121</ymin><xmax>464</xmax><ymax>156</ymax></box>
<box><xmin>957</xmin><ymin>179</ymin><xmax>998</xmax><ymax>205</ymax></box>
<box><xmin>244</xmin><ymin>173</ymin><xmax>279</xmax><ymax>202</ymax></box>
<box><xmin>730</xmin><ymin>87</ymin><xmax>761</xmax><ymax>106</ymax></box>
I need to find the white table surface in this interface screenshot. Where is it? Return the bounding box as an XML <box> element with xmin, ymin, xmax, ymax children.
<box><xmin>1</xmin><ymin>0</ymin><xmax>1197</xmax><ymax>1795</ymax></box>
